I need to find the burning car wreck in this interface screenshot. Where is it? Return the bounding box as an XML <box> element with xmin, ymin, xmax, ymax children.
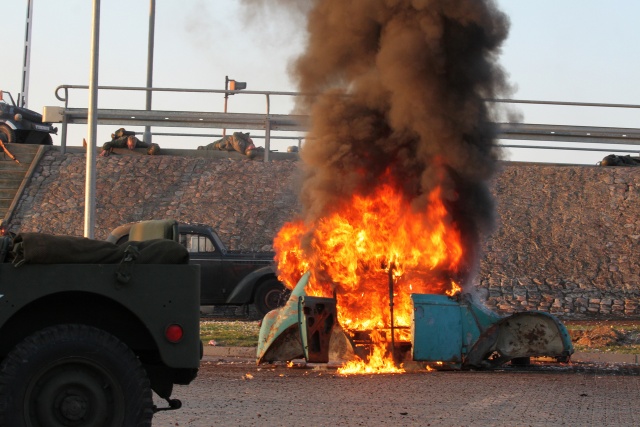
<box><xmin>253</xmin><ymin>1</ymin><xmax>574</xmax><ymax>372</ymax></box>
<box><xmin>257</xmin><ymin>272</ymin><xmax>573</xmax><ymax>371</ymax></box>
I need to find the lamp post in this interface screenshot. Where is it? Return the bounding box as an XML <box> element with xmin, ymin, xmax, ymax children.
<box><xmin>222</xmin><ymin>75</ymin><xmax>246</xmax><ymax>138</ymax></box>
<box><xmin>85</xmin><ymin>0</ymin><xmax>101</xmax><ymax>239</ymax></box>
<box><xmin>20</xmin><ymin>0</ymin><xmax>34</xmax><ymax>108</ymax></box>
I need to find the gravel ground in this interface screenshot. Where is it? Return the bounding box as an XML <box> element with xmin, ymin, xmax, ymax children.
<box><xmin>153</xmin><ymin>357</ymin><xmax>640</xmax><ymax>427</ymax></box>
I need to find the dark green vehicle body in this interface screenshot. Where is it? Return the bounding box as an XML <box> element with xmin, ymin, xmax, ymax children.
<box><xmin>0</xmin><ymin>263</ymin><xmax>201</xmax><ymax>375</ymax></box>
<box><xmin>0</xmin><ymin>236</ymin><xmax>202</xmax><ymax>425</ymax></box>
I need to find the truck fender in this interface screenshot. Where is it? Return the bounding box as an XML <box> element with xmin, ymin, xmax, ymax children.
<box><xmin>257</xmin><ymin>272</ymin><xmax>309</xmax><ymax>363</ymax></box>
<box><xmin>464</xmin><ymin>311</ymin><xmax>574</xmax><ymax>368</ymax></box>
<box><xmin>225</xmin><ymin>265</ymin><xmax>277</xmax><ymax>304</ymax></box>
<box><xmin>0</xmin><ymin>120</ymin><xmax>18</xmax><ymax>131</ymax></box>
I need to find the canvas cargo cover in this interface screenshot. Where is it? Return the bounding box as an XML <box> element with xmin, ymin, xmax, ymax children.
<box><xmin>10</xmin><ymin>233</ymin><xmax>189</xmax><ymax>266</ymax></box>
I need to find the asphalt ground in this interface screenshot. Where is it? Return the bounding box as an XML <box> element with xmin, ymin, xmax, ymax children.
<box><xmin>202</xmin><ymin>345</ymin><xmax>640</xmax><ymax>365</ymax></box>
<box><xmin>153</xmin><ymin>354</ymin><xmax>640</xmax><ymax>427</ymax></box>
<box><xmin>186</xmin><ymin>311</ymin><xmax>640</xmax><ymax>425</ymax></box>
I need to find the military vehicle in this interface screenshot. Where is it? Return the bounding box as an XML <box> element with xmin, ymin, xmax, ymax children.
<box><xmin>0</xmin><ymin>220</ymin><xmax>201</xmax><ymax>426</ymax></box>
<box><xmin>0</xmin><ymin>90</ymin><xmax>57</xmax><ymax>144</ymax></box>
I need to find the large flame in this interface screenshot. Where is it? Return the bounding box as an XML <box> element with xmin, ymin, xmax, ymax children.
<box><xmin>274</xmin><ymin>176</ymin><xmax>464</xmax><ymax>373</ymax></box>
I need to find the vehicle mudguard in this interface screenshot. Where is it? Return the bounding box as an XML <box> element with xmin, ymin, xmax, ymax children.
<box><xmin>464</xmin><ymin>310</ymin><xmax>574</xmax><ymax>368</ymax></box>
<box><xmin>0</xmin><ymin>120</ymin><xmax>18</xmax><ymax>131</ymax></box>
<box><xmin>256</xmin><ymin>272</ymin><xmax>309</xmax><ymax>363</ymax></box>
<box><xmin>225</xmin><ymin>265</ymin><xmax>277</xmax><ymax>304</ymax></box>
<box><xmin>256</xmin><ymin>273</ymin><xmax>355</xmax><ymax>365</ymax></box>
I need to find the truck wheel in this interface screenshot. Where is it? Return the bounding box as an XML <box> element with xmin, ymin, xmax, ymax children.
<box><xmin>254</xmin><ymin>279</ymin><xmax>289</xmax><ymax>316</ymax></box>
<box><xmin>0</xmin><ymin>125</ymin><xmax>15</xmax><ymax>144</ymax></box>
<box><xmin>0</xmin><ymin>324</ymin><xmax>153</xmax><ymax>426</ymax></box>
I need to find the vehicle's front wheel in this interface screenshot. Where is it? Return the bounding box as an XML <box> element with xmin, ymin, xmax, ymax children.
<box><xmin>254</xmin><ymin>279</ymin><xmax>289</xmax><ymax>316</ymax></box>
<box><xmin>0</xmin><ymin>324</ymin><xmax>153</xmax><ymax>426</ymax></box>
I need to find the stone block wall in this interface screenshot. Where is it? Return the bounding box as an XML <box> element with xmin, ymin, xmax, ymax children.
<box><xmin>480</xmin><ymin>165</ymin><xmax>640</xmax><ymax>318</ymax></box>
<box><xmin>8</xmin><ymin>148</ymin><xmax>640</xmax><ymax>319</ymax></box>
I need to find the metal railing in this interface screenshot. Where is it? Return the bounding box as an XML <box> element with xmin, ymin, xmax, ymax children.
<box><xmin>492</xmin><ymin>99</ymin><xmax>640</xmax><ymax>162</ymax></box>
<box><xmin>52</xmin><ymin>84</ymin><xmax>640</xmax><ymax>163</ymax></box>
<box><xmin>54</xmin><ymin>84</ymin><xmax>306</xmax><ymax>161</ymax></box>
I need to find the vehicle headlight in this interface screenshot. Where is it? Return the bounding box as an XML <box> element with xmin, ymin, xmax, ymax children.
<box><xmin>14</xmin><ymin>113</ymin><xmax>22</xmax><ymax>122</ymax></box>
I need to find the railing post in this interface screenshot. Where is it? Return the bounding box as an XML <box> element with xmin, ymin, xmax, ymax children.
<box><xmin>60</xmin><ymin>114</ymin><xmax>68</xmax><ymax>154</ymax></box>
<box><xmin>264</xmin><ymin>118</ymin><xmax>271</xmax><ymax>162</ymax></box>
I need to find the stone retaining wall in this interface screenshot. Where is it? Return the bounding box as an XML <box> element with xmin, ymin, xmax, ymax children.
<box><xmin>479</xmin><ymin>165</ymin><xmax>640</xmax><ymax>318</ymax></box>
<box><xmin>8</xmin><ymin>148</ymin><xmax>640</xmax><ymax>319</ymax></box>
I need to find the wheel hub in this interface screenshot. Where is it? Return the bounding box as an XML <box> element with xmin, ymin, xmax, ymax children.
<box><xmin>60</xmin><ymin>394</ymin><xmax>88</xmax><ymax>421</ymax></box>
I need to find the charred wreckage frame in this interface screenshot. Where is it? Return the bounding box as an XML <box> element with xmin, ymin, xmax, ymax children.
<box><xmin>257</xmin><ymin>271</ymin><xmax>574</xmax><ymax>370</ymax></box>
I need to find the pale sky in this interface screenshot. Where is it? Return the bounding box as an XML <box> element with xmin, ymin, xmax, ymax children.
<box><xmin>1</xmin><ymin>0</ymin><xmax>639</xmax><ymax>164</ymax></box>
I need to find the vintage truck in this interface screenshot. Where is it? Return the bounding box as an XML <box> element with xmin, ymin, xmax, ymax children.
<box><xmin>107</xmin><ymin>222</ymin><xmax>288</xmax><ymax>316</ymax></box>
<box><xmin>0</xmin><ymin>220</ymin><xmax>202</xmax><ymax>426</ymax></box>
<box><xmin>0</xmin><ymin>90</ymin><xmax>57</xmax><ymax>144</ymax></box>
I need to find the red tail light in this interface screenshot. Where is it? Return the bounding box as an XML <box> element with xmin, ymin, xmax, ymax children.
<box><xmin>165</xmin><ymin>324</ymin><xmax>184</xmax><ymax>343</ymax></box>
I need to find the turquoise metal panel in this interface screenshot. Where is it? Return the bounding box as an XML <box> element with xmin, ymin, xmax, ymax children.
<box><xmin>256</xmin><ymin>272</ymin><xmax>310</xmax><ymax>363</ymax></box>
<box><xmin>411</xmin><ymin>294</ymin><xmax>463</xmax><ymax>363</ymax></box>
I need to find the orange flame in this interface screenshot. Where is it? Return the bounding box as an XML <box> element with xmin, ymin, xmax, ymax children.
<box><xmin>274</xmin><ymin>178</ymin><xmax>464</xmax><ymax>373</ymax></box>
<box><xmin>445</xmin><ymin>280</ymin><xmax>462</xmax><ymax>297</ymax></box>
<box><xmin>337</xmin><ymin>330</ymin><xmax>405</xmax><ymax>375</ymax></box>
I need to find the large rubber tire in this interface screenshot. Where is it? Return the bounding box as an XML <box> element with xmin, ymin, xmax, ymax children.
<box><xmin>0</xmin><ymin>324</ymin><xmax>153</xmax><ymax>426</ymax></box>
<box><xmin>0</xmin><ymin>125</ymin><xmax>15</xmax><ymax>144</ymax></box>
<box><xmin>254</xmin><ymin>279</ymin><xmax>289</xmax><ymax>316</ymax></box>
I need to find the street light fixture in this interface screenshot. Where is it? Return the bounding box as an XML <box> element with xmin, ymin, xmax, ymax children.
<box><xmin>223</xmin><ymin>75</ymin><xmax>247</xmax><ymax>137</ymax></box>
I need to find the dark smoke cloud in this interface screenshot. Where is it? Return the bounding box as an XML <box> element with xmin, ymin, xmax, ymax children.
<box><xmin>246</xmin><ymin>0</ymin><xmax>513</xmax><ymax>285</ymax></box>
<box><xmin>291</xmin><ymin>0</ymin><xmax>512</xmax><ymax>281</ymax></box>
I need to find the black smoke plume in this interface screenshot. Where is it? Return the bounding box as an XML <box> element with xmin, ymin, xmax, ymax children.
<box><xmin>247</xmin><ymin>0</ymin><xmax>513</xmax><ymax>287</ymax></box>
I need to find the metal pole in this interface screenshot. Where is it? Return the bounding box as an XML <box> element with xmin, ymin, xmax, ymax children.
<box><xmin>388</xmin><ymin>263</ymin><xmax>396</xmax><ymax>365</ymax></box>
<box><xmin>84</xmin><ymin>0</ymin><xmax>100</xmax><ymax>239</ymax></box>
<box><xmin>264</xmin><ymin>118</ymin><xmax>271</xmax><ymax>162</ymax></box>
<box><xmin>143</xmin><ymin>0</ymin><xmax>155</xmax><ymax>144</ymax></box>
<box><xmin>60</xmin><ymin>116</ymin><xmax>68</xmax><ymax>154</ymax></box>
<box><xmin>60</xmin><ymin>88</ymin><xmax>69</xmax><ymax>154</ymax></box>
<box><xmin>223</xmin><ymin>76</ymin><xmax>229</xmax><ymax>138</ymax></box>
<box><xmin>20</xmin><ymin>0</ymin><xmax>34</xmax><ymax>108</ymax></box>
<box><xmin>61</xmin><ymin>88</ymin><xmax>69</xmax><ymax>151</ymax></box>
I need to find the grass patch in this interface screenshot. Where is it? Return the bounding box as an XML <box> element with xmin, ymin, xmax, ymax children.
<box><xmin>199</xmin><ymin>320</ymin><xmax>640</xmax><ymax>355</ymax></box>
<box><xmin>200</xmin><ymin>320</ymin><xmax>260</xmax><ymax>347</ymax></box>
<box><xmin>565</xmin><ymin>322</ymin><xmax>640</xmax><ymax>354</ymax></box>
